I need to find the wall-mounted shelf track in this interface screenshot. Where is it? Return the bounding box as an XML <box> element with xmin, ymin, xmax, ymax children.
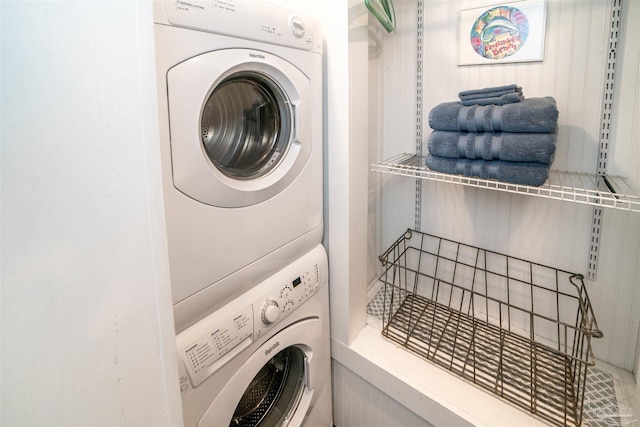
<box><xmin>372</xmin><ymin>153</ymin><xmax>640</xmax><ymax>213</ymax></box>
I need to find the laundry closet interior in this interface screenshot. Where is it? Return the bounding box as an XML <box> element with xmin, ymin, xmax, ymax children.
<box><xmin>327</xmin><ymin>0</ymin><xmax>640</xmax><ymax>426</ymax></box>
<box><xmin>2</xmin><ymin>0</ymin><xmax>640</xmax><ymax>426</ymax></box>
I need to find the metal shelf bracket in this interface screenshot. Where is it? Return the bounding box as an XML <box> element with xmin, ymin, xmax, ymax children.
<box><xmin>414</xmin><ymin>0</ymin><xmax>424</xmax><ymax>231</ymax></box>
<box><xmin>587</xmin><ymin>0</ymin><xmax>622</xmax><ymax>280</ymax></box>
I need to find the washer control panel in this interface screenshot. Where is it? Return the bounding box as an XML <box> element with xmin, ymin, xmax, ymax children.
<box><xmin>177</xmin><ymin>304</ymin><xmax>254</xmax><ymax>388</ymax></box>
<box><xmin>253</xmin><ymin>265</ymin><xmax>320</xmax><ymax>338</ymax></box>
<box><xmin>175</xmin><ymin>249</ymin><xmax>323</xmax><ymax>392</ymax></box>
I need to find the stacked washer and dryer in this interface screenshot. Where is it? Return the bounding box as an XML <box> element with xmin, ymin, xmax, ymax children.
<box><xmin>153</xmin><ymin>1</ymin><xmax>332</xmax><ymax>426</ymax></box>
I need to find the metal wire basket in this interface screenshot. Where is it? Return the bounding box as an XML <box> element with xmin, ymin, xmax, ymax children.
<box><xmin>378</xmin><ymin>229</ymin><xmax>603</xmax><ymax>427</ymax></box>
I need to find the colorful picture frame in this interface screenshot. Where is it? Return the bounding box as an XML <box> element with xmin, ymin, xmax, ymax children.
<box><xmin>458</xmin><ymin>0</ymin><xmax>546</xmax><ymax>66</ymax></box>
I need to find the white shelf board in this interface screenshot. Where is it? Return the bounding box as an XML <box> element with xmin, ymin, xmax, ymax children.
<box><xmin>372</xmin><ymin>154</ymin><xmax>640</xmax><ymax>213</ymax></box>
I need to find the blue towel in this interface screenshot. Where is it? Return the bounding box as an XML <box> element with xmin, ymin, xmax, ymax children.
<box><xmin>428</xmin><ymin>131</ymin><xmax>556</xmax><ymax>164</ymax></box>
<box><xmin>426</xmin><ymin>155</ymin><xmax>550</xmax><ymax>187</ymax></box>
<box><xmin>459</xmin><ymin>84</ymin><xmax>522</xmax><ymax>100</ymax></box>
<box><xmin>429</xmin><ymin>97</ymin><xmax>558</xmax><ymax>133</ymax></box>
<box><xmin>460</xmin><ymin>92</ymin><xmax>524</xmax><ymax>106</ymax></box>
<box><xmin>459</xmin><ymin>84</ymin><xmax>524</xmax><ymax>106</ymax></box>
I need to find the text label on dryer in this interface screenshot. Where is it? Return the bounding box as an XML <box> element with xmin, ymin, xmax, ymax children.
<box><xmin>265</xmin><ymin>341</ymin><xmax>280</xmax><ymax>356</ymax></box>
<box><xmin>249</xmin><ymin>52</ymin><xmax>266</xmax><ymax>59</ymax></box>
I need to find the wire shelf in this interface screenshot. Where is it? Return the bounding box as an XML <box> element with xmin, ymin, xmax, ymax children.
<box><xmin>378</xmin><ymin>229</ymin><xmax>603</xmax><ymax>427</ymax></box>
<box><xmin>372</xmin><ymin>154</ymin><xmax>640</xmax><ymax>213</ymax></box>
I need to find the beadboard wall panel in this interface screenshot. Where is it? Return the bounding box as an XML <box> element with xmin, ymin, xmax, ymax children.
<box><xmin>422</xmin><ymin>0</ymin><xmax>610</xmax><ymax>174</ymax></box>
<box><xmin>587</xmin><ymin>211</ymin><xmax>640</xmax><ymax>368</ymax></box>
<box><xmin>373</xmin><ymin>0</ymin><xmax>640</xmax><ymax>370</ymax></box>
<box><xmin>420</xmin><ymin>0</ymin><xmax>639</xmax><ymax>369</ymax></box>
<box><xmin>377</xmin><ymin>0</ymin><xmax>420</xmax><ymax>253</ymax></box>
<box><xmin>609</xmin><ymin>0</ymin><xmax>640</xmax><ymax>182</ymax></box>
<box><xmin>332</xmin><ymin>360</ymin><xmax>434</xmax><ymax>427</ymax></box>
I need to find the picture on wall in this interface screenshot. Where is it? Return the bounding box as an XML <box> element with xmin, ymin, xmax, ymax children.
<box><xmin>458</xmin><ymin>0</ymin><xmax>546</xmax><ymax>66</ymax></box>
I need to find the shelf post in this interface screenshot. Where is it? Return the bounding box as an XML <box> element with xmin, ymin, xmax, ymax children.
<box><xmin>414</xmin><ymin>0</ymin><xmax>424</xmax><ymax>231</ymax></box>
<box><xmin>587</xmin><ymin>0</ymin><xmax>621</xmax><ymax>280</ymax></box>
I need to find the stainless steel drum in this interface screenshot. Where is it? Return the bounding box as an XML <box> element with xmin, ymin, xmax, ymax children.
<box><xmin>201</xmin><ymin>72</ymin><xmax>293</xmax><ymax>180</ymax></box>
<box><xmin>230</xmin><ymin>347</ymin><xmax>306</xmax><ymax>427</ymax></box>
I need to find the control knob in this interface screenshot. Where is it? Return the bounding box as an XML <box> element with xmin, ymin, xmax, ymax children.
<box><xmin>289</xmin><ymin>15</ymin><xmax>305</xmax><ymax>38</ymax></box>
<box><xmin>261</xmin><ymin>300</ymin><xmax>280</xmax><ymax>325</ymax></box>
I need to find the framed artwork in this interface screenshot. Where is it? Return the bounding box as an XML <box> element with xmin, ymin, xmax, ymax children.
<box><xmin>458</xmin><ymin>0</ymin><xmax>546</xmax><ymax>66</ymax></box>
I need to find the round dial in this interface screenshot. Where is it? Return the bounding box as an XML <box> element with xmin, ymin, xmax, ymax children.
<box><xmin>289</xmin><ymin>15</ymin><xmax>305</xmax><ymax>38</ymax></box>
<box><xmin>261</xmin><ymin>300</ymin><xmax>280</xmax><ymax>325</ymax></box>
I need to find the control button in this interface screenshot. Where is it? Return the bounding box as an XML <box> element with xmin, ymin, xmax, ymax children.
<box><xmin>289</xmin><ymin>15</ymin><xmax>305</xmax><ymax>38</ymax></box>
<box><xmin>261</xmin><ymin>300</ymin><xmax>280</xmax><ymax>325</ymax></box>
<box><xmin>281</xmin><ymin>284</ymin><xmax>292</xmax><ymax>299</ymax></box>
<box><xmin>283</xmin><ymin>300</ymin><xmax>295</xmax><ymax>313</ymax></box>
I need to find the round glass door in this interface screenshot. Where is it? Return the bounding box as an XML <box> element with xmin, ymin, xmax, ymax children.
<box><xmin>229</xmin><ymin>346</ymin><xmax>306</xmax><ymax>427</ymax></box>
<box><xmin>167</xmin><ymin>48</ymin><xmax>313</xmax><ymax>207</ymax></box>
<box><xmin>201</xmin><ymin>72</ymin><xmax>293</xmax><ymax>180</ymax></box>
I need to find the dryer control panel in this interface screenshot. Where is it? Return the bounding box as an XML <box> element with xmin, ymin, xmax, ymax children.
<box><xmin>158</xmin><ymin>0</ymin><xmax>322</xmax><ymax>53</ymax></box>
<box><xmin>175</xmin><ymin>247</ymin><xmax>324</xmax><ymax>391</ymax></box>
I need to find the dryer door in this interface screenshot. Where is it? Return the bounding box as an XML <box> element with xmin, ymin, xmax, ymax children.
<box><xmin>167</xmin><ymin>49</ymin><xmax>312</xmax><ymax>208</ymax></box>
<box><xmin>197</xmin><ymin>318</ymin><xmax>321</xmax><ymax>427</ymax></box>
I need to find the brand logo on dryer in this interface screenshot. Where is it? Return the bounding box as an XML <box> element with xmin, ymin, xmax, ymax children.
<box><xmin>249</xmin><ymin>52</ymin><xmax>266</xmax><ymax>59</ymax></box>
<box><xmin>265</xmin><ymin>341</ymin><xmax>280</xmax><ymax>356</ymax></box>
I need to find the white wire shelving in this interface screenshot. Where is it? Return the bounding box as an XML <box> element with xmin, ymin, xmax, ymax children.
<box><xmin>372</xmin><ymin>153</ymin><xmax>640</xmax><ymax>213</ymax></box>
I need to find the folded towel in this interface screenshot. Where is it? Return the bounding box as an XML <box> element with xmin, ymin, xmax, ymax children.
<box><xmin>429</xmin><ymin>97</ymin><xmax>559</xmax><ymax>133</ymax></box>
<box><xmin>459</xmin><ymin>84</ymin><xmax>522</xmax><ymax>100</ymax></box>
<box><xmin>460</xmin><ymin>92</ymin><xmax>524</xmax><ymax>106</ymax></box>
<box><xmin>428</xmin><ymin>131</ymin><xmax>556</xmax><ymax>164</ymax></box>
<box><xmin>426</xmin><ymin>155</ymin><xmax>550</xmax><ymax>187</ymax></box>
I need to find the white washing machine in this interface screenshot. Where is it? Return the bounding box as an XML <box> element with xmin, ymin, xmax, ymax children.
<box><xmin>153</xmin><ymin>1</ymin><xmax>324</xmax><ymax>332</ymax></box>
<box><xmin>175</xmin><ymin>244</ymin><xmax>332</xmax><ymax>427</ymax></box>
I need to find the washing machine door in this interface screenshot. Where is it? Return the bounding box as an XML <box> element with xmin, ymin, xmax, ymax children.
<box><xmin>198</xmin><ymin>319</ymin><xmax>320</xmax><ymax>427</ymax></box>
<box><xmin>167</xmin><ymin>49</ymin><xmax>312</xmax><ymax>208</ymax></box>
<box><xmin>229</xmin><ymin>346</ymin><xmax>309</xmax><ymax>427</ymax></box>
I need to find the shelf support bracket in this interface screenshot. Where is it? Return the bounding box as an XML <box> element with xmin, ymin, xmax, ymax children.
<box><xmin>414</xmin><ymin>0</ymin><xmax>424</xmax><ymax>231</ymax></box>
<box><xmin>587</xmin><ymin>0</ymin><xmax>621</xmax><ymax>280</ymax></box>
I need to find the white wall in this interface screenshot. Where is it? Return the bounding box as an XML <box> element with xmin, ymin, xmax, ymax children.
<box><xmin>0</xmin><ymin>1</ymin><xmax>182</xmax><ymax>425</ymax></box>
<box><xmin>419</xmin><ymin>0</ymin><xmax>640</xmax><ymax>371</ymax></box>
<box><xmin>333</xmin><ymin>361</ymin><xmax>434</xmax><ymax>427</ymax></box>
<box><xmin>329</xmin><ymin>0</ymin><xmax>424</xmax><ymax>423</ymax></box>
<box><xmin>325</xmin><ymin>0</ymin><xmax>370</xmax><ymax>345</ymax></box>
<box><xmin>332</xmin><ymin>0</ymin><xmax>640</xmax><ymax>423</ymax></box>
<box><xmin>372</xmin><ymin>0</ymin><xmax>640</xmax><ymax>371</ymax></box>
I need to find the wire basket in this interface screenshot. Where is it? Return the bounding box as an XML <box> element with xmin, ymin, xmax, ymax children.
<box><xmin>378</xmin><ymin>229</ymin><xmax>603</xmax><ymax>427</ymax></box>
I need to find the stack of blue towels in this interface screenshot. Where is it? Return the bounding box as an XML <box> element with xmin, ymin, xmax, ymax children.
<box><xmin>426</xmin><ymin>85</ymin><xmax>559</xmax><ymax>187</ymax></box>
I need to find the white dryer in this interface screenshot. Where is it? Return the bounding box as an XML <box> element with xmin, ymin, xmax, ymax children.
<box><xmin>175</xmin><ymin>245</ymin><xmax>332</xmax><ymax>427</ymax></box>
<box><xmin>153</xmin><ymin>1</ymin><xmax>324</xmax><ymax>332</ymax></box>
